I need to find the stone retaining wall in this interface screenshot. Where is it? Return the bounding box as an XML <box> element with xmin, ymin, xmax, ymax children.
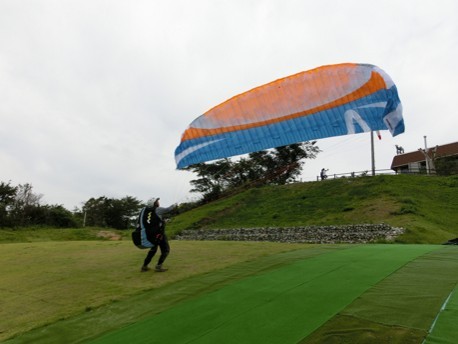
<box><xmin>175</xmin><ymin>224</ymin><xmax>404</xmax><ymax>244</ymax></box>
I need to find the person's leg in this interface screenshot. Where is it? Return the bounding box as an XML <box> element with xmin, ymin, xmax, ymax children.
<box><xmin>141</xmin><ymin>246</ymin><xmax>158</xmax><ymax>271</ymax></box>
<box><xmin>155</xmin><ymin>235</ymin><xmax>170</xmax><ymax>271</ymax></box>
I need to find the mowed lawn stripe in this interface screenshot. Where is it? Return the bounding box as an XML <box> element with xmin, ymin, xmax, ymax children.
<box><xmin>89</xmin><ymin>245</ymin><xmax>437</xmax><ymax>344</ymax></box>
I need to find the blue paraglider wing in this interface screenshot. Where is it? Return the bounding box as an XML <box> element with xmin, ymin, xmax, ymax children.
<box><xmin>175</xmin><ymin>63</ymin><xmax>404</xmax><ymax>169</ymax></box>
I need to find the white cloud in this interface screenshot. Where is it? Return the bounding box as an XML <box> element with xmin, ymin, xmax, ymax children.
<box><xmin>1</xmin><ymin>0</ymin><xmax>457</xmax><ymax>209</ymax></box>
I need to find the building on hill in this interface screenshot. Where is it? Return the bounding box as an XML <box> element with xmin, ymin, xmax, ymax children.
<box><xmin>391</xmin><ymin>141</ymin><xmax>458</xmax><ymax>175</ymax></box>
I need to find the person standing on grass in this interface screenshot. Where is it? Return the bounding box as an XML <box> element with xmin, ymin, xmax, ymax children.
<box><xmin>139</xmin><ymin>197</ymin><xmax>175</xmax><ymax>272</ymax></box>
<box><xmin>320</xmin><ymin>168</ymin><xmax>328</xmax><ymax>180</ymax></box>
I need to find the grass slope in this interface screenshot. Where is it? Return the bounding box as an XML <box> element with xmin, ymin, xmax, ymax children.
<box><xmin>169</xmin><ymin>174</ymin><xmax>458</xmax><ymax>244</ymax></box>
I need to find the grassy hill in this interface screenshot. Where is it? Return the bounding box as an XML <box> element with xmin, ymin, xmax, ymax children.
<box><xmin>168</xmin><ymin>174</ymin><xmax>458</xmax><ymax>244</ymax></box>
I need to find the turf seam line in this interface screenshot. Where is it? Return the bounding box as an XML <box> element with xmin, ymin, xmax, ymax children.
<box><xmin>338</xmin><ymin>313</ymin><xmax>420</xmax><ymax>332</ymax></box>
<box><xmin>379</xmin><ymin>249</ymin><xmax>437</xmax><ymax>283</ymax></box>
<box><xmin>422</xmin><ymin>284</ymin><xmax>457</xmax><ymax>344</ymax></box>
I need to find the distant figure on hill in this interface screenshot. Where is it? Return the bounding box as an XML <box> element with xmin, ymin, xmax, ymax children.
<box><xmin>138</xmin><ymin>197</ymin><xmax>176</xmax><ymax>272</ymax></box>
<box><xmin>320</xmin><ymin>168</ymin><xmax>328</xmax><ymax>180</ymax></box>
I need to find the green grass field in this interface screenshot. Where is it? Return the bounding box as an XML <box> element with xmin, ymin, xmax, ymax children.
<box><xmin>1</xmin><ymin>175</ymin><xmax>457</xmax><ymax>343</ymax></box>
<box><xmin>1</xmin><ymin>241</ymin><xmax>457</xmax><ymax>343</ymax></box>
<box><xmin>0</xmin><ymin>240</ymin><xmax>308</xmax><ymax>342</ymax></box>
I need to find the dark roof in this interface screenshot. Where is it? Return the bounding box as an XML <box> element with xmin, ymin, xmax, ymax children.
<box><xmin>391</xmin><ymin>141</ymin><xmax>458</xmax><ymax>169</ymax></box>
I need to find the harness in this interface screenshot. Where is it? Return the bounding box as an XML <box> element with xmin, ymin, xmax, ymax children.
<box><xmin>132</xmin><ymin>207</ymin><xmax>164</xmax><ymax>249</ymax></box>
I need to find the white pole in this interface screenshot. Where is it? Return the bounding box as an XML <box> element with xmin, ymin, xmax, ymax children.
<box><xmin>424</xmin><ymin>135</ymin><xmax>430</xmax><ymax>174</ymax></box>
<box><xmin>371</xmin><ymin>131</ymin><xmax>375</xmax><ymax>176</ymax></box>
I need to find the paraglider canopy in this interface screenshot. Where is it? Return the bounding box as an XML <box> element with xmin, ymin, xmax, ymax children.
<box><xmin>175</xmin><ymin>63</ymin><xmax>404</xmax><ymax>169</ymax></box>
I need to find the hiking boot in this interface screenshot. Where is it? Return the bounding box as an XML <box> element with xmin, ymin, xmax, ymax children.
<box><xmin>155</xmin><ymin>265</ymin><xmax>168</xmax><ymax>272</ymax></box>
<box><xmin>141</xmin><ymin>266</ymin><xmax>150</xmax><ymax>272</ymax></box>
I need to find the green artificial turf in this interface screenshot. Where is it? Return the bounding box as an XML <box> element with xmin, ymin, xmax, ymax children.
<box><xmin>88</xmin><ymin>245</ymin><xmax>437</xmax><ymax>344</ymax></box>
<box><xmin>300</xmin><ymin>314</ymin><xmax>424</xmax><ymax>344</ymax></box>
<box><xmin>301</xmin><ymin>245</ymin><xmax>458</xmax><ymax>343</ymax></box>
<box><xmin>424</xmin><ymin>285</ymin><xmax>458</xmax><ymax>344</ymax></box>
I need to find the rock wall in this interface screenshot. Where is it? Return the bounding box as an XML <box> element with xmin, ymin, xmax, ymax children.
<box><xmin>175</xmin><ymin>224</ymin><xmax>404</xmax><ymax>244</ymax></box>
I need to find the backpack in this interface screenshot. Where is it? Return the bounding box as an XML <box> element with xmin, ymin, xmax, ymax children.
<box><xmin>132</xmin><ymin>207</ymin><xmax>164</xmax><ymax>249</ymax></box>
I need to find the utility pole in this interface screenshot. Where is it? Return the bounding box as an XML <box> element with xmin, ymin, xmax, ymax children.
<box><xmin>421</xmin><ymin>135</ymin><xmax>437</xmax><ymax>174</ymax></box>
<box><xmin>371</xmin><ymin>131</ymin><xmax>376</xmax><ymax>176</ymax></box>
<box><xmin>424</xmin><ymin>135</ymin><xmax>430</xmax><ymax>174</ymax></box>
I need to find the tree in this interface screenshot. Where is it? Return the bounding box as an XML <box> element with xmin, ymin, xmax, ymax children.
<box><xmin>186</xmin><ymin>142</ymin><xmax>320</xmax><ymax>201</ymax></box>
<box><xmin>186</xmin><ymin>159</ymin><xmax>233</xmax><ymax>202</ymax></box>
<box><xmin>104</xmin><ymin>196</ymin><xmax>142</xmax><ymax>229</ymax></box>
<box><xmin>81</xmin><ymin>196</ymin><xmax>143</xmax><ymax>229</ymax></box>
<box><xmin>0</xmin><ymin>181</ymin><xmax>17</xmax><ymax>227</ymax></box>
<box><xmin>15</xmin><ymin>183</ymin><xmax>42</xmax><ymax>206</ymax></box>
<box><xmin>82</xmin><ymin>197</ymin><xmax>110</xmax><ymax>227</ymax></box>
<box><xmin>9</xmin><ymin>183</ymin><xmax>43</xmax><ymax>227</ymax></box>
<box><xmin>435</xmin><ymin>155</ymin><xmax>458</xmax><ymax>176</ymax></box>
<box><xmin>1</xmin><ymin>181</ymin><xmax>80</xmax><ymax>228</ymax></box>
<box><xmin>45</xmin><ymin>205</ymin><xmax>78</xmax><ymax>228</ymax></box>
<box><xmin>246</xmin><ymin>143</ymin><xmax>320</xmax><ymax>185</ymax></box>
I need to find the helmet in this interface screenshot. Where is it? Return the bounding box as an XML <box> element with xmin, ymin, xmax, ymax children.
<box><xmin>147</xmin><ymin>197</ymin><xmax>159</xmax><ymax>207</ymax></box>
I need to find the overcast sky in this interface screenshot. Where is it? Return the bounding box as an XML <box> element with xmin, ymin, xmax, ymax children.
<box><xmin>1</xmin><ymin>0</ymin><xmax>457</xmax><ymax>210</ymax></box>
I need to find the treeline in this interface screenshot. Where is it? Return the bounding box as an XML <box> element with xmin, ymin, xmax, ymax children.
<box><xmin>81</xmin><ymin>196</ymin><xmax>144</xmax><ymax>229</ymax></box>
<box><xmin>1</xmin><ymin>143</ymin><xmax>320</xmax><ymax>229</ymax></box>
<box><xmin>0</xmin><ymin>182</ymin><xmax>75</xmax><ymax>228</ymax></box>
<box><xmin>0</xmin><ymin>181</ymin><xmax>148</xmax><ymax>230</ymax></box>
